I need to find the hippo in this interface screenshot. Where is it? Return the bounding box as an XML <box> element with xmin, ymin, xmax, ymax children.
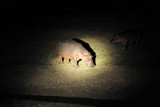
<box><xmin>110</xmin><ymin>29</ymin><xmax>143</xmax><ymax>50</ymax></box>
<box><xmin>56</xmin><ymin>39</ymin><xmax>95</xmax><ymax>68</ymax></box>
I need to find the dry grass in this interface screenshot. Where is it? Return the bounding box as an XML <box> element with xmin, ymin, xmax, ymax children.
<box><xmin>1</xmin><ymin>14</ymin><xmax>158</xmax><ymax>102</ymax></box>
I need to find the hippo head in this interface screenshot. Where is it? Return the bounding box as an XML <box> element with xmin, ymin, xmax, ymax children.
<box><xmin>83</xmin><ymin>52</ymin><xmax>95</xmax><ymax>67</ymax></box>
<box><xmin>110</xmin><ymin>34</ymin><xmax>121</xmax><ymax>44</ymax></box>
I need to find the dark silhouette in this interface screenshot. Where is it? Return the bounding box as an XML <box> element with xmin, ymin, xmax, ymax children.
<box><xmin>110</xmin><ymin>29</ymin><xmax>143</xmax><ymax>50</ymax></box>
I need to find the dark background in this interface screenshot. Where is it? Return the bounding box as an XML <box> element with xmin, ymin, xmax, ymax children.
<box><xmin>1</xmin><ymin>0</ymin><xmax>159</xmax><ymax>35</ymax></box>
<box><xmin>1</xmin><ymin>0</ymin><xmax>159</xmax><ymax>50</ymax></box>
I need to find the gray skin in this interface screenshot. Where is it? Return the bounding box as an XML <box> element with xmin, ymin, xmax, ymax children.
<box><xmin>110</xmin><ymin>29</ymin><xmax>143</xmax><ymax>50</ymax></box>
<box><xmin>56</xmin><ymin>39</ymin><xmax>95</xmax><ymax>68</ymax></box>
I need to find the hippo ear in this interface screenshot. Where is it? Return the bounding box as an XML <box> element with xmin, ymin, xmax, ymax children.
<box><xmin>84</xmin><ymin>52</ymin><xmax>89</xmax><ymax>56</ymax></box>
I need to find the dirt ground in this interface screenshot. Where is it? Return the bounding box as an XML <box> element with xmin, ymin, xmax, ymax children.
<box><xmin>1</xmin><ymin>10</ymin><xmax>160</xmax><ymax>106</ymax></box>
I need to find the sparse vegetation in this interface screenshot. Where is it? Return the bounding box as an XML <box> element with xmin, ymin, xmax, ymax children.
<box><xmin>1</xmin><ymin>12</ymin><xmax>159</xmax><ymax>106</ymax></box>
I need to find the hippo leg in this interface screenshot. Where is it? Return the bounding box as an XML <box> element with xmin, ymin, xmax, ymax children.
<box><xmin>122</xmin><ymin>40</ymin><xmax>127</xmax><ymax>50</ymax></box>
<box><xmin>59</xmin><ymin>56</ymin><xmax>63</xmax><ymax>63</ymax></box>
<box><xmin>67</xmin><ymin>59</ymin><xmax>71</xmax><ymax>64</ymax></box>
<box><xmin>73</xmin><ymin>58</ymin><xmax>79</xmax><ymax>68</ymax></box>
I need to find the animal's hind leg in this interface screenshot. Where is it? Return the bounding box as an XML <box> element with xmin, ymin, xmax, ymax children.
<box><xmin>73</xmin><ymin>58</ymin><xmax>79</xmax><ymax>68</ymax></box>
<box><xmin>67</xmin><ymin>59</ymin><xmax>71</xmax><ymax>64</ymax></box>
<box><xmin>130</xmin><ymin>41</ymin><xmax>136</xmax><ymax>47</ymax></box>
<box><xmin>122</xmin><ymin>40</ymin><xmax>127</xmax><ymax>50</ymax></box>
<box><xmin>59</xmin><ymin>56</ymin><xmax>63</xmax><ymax>63</ymax></box>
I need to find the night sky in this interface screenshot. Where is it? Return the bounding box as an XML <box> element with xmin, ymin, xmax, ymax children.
<box><xmin>1</xmin><ymin>0</ymin><xmax>159</xmax><ymax>41</ymax></box>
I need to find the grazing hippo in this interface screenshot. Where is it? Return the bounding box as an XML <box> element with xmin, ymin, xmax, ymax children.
<box><xmin>56</xmin><ymin>39</ymin><xmax>95</xmax><ymax>68</ymax></box>
<box><xmin>110</xmin><ymin>29</ymin><xmax>143</xmax><ymax>50</ymax></box>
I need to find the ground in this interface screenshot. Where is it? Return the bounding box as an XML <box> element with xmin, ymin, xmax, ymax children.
<box><xmin>0</xmin><ymin>11</ymin><xmax>159</xmax><ymax>106</ymax></box>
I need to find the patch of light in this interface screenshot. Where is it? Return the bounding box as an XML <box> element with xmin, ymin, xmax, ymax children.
<box><xmin>48</xmin><ymin>34</ymin><xmax>117</xmax><ymax>80</ymax></box>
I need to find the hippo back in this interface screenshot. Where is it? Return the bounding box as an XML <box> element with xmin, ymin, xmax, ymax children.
<box><xmin>56</xmin><ymin>39</ymin><xmax>88</xmax><ymax>58</ymax></box>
